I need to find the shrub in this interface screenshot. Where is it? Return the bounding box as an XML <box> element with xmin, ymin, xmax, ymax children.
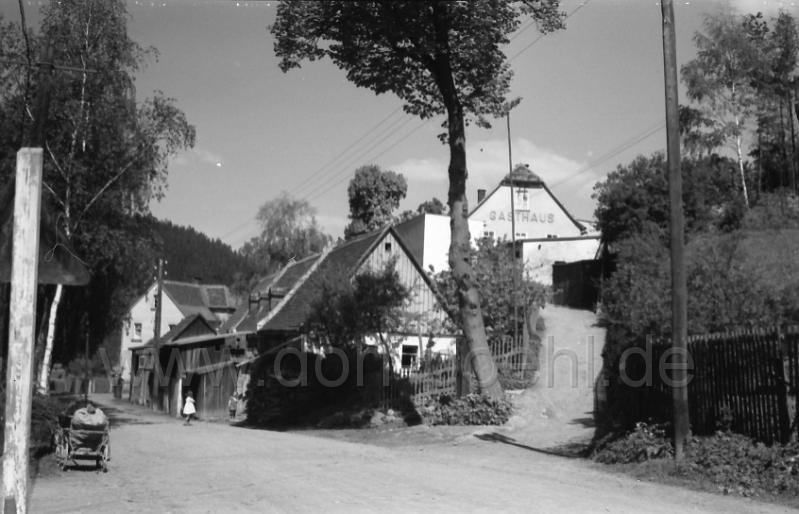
<box><xmin>0</xmin><ymin>393</ymin><xmax>65</xmax><ymax>460</ymax></box>
<box><xmin>418</xmin><ymin>393</ymin><xmax>513</xmax><ymax>426</ymax></box>
<box><xmin>593</xmin><ymin>424</ymin><xmax>799</xmax><ymax>498</ymax></box>
<box><xmin>593</xmin><ymin>422</ymin><xmax>673</xmax><ymax>464</ymax></box>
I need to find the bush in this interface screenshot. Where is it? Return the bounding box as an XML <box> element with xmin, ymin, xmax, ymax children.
<box><xmin>593</xmin><ymin>424</ymin><xmax>799</xmax><ymax>498</ymax></box>
<box><xmin>593</xmin><ymin>422</ymin><xmax>673</xmax><ymax>464</ymax></box>
<box><xmin>0</xmin><ymin>393</ymin><xmax>64</xmax><ymax>460</ymax></box>
<box><xmin>418</xmin><ymin>393</ymin><xmax>513</xmax><ymax>426</ymax></box>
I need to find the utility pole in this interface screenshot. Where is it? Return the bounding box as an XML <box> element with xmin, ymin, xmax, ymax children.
<box><xmin>661</xmin><ymin>0</ymin><xmax>689</xmax><ymax>461</ymax></box>
<box><xmin>151</xmin><ymin>258</ymin><xmax>164</xmax><ymax>410</ymax></box>
<box><xmin>507</xmin><ymin>111</ymin><xmax>519</xmax><ymax>347</ymax></box>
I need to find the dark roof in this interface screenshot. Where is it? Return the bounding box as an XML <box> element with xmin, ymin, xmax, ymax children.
<box><xmin>500</xmin><ymin>163</ymin><xmax>544</xmax><ymax>187</ymax></box>
<box><xmin>261</xmin><ymin>230</ymin><xmax>385</xmax><ymax>332</ymax></box>
<box><xmin>393</xmin><ymin>214</ymin><xmax>426</xmax><ymax>268</ymax></box>
<box><xmin>162</xmin><ymin>281</ymin><xmax>236</xmax><ymax>322</ymax></box>
<box><xmin>162</xmin><ymin>314</ymin><xmax>215</xmax><ymax>342</ymax></box>
<box><xmin>233</xmin><ymin>253</ymin><xmax>326</xmax><ymax>333</ymax></box>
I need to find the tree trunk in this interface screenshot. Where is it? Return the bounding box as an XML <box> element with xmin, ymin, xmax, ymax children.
<box><xmin>735</xmin><ymin>132</ymin><xmax>750</xmax><ymax>208</ymax></box>
<box><xmin>431</xmin><ymin>3</ymin><xmax>502</xmax><ymax>399</ymax></box>
<box><xmin>32</xmin><ymin>288</ymin><xmax>53</xmax><ymax>390</ymax></box>
<box><xmin>37</xmin><ymin>283</ymin><xmax>63</xmax><ymax>394</ymax></box>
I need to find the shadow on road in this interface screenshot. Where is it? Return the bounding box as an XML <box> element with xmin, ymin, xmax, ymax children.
<box><xmin>568</xmin><ymin>414</ymin><xmax>596</xmax><ymax>428</ymax></box>
<box><xmin>474</xmin><ymin>432</ymin><xmax>588</xmax><ymax>459</ymax></box>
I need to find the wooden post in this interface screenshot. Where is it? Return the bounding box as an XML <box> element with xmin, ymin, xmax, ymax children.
<box><xmin>661</xmin><ymin>0</ymin><xmax>689</xmax><ymax>460</ymax></box>
<box><xmin>152</xmin><ymin>258</ymin><xmax>163</xmax><ymax>410</ymax></box>
<box><xmin>3</xmin><ymin>148</ymin><xmax>43</xmax><ymax>514</ymax></box>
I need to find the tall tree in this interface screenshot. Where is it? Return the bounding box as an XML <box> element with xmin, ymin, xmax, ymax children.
<box><xmin>344</xmin><ymin>164</ymin><xmax>407</xmax><ymax>239</ymax></box>
<box><xmin>417</xmin><ymin>197</ymin><xmax>448</xmax><ymax>215</ymax></box>
<box><xmin>0</xmin><ymin>0</ymin><xmax>196</xmax><ymax>390</ymax></box>
<box><xmin>271</xmin><ymin>1</ymin><xmax>564</xmax><ymax>398</ymax></box>
<box><xmin>681</xmin><ymin>9</ymin><xmax>762</xmax><ymax>208</ymax></box>
<box><xmin>749</xmin><ymin>11</ymin><xmax>799</xmax><ymax>193</ymax></box>
<box><xmin>241</xmin><ymin>192</ymin><xmax>331</xmax><ymax>274</ymax></box>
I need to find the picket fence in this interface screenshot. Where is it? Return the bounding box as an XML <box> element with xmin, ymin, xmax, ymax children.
<box><xmin>379</xmin><ymin>337</ymin><xmax>528</xmax><ymax>409</ymax></box>
<box><xmin>619</xmin><ymin>327</ymin><xmax>798</xmax><ymax>444</ymax></box>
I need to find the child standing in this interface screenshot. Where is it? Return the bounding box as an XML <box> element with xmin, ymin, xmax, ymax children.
<box><xmin>228</xmin><ymin>392</ymin><xmax>239</xmax><ymax>421</ymax></box>
<box><xmin>183</xmin><ymin>391</ymin><xmax>196</xmax><ymax>425</ymax></box>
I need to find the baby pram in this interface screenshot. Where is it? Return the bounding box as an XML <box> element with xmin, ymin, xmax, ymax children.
<box><xmin>54</xmin><ymin>405</ymin><xmax>110</xmax><ymax>472</ymax></box>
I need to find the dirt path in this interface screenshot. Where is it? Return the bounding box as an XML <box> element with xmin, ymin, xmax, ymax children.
<box><xmin>498</xmin><ymin>305</ymin><xmax>605</xmax><ymax>451</ymax></box>
<box><xmin>27</xmin><ymin>394</ymin><xmax>793</xmax><ymax>513</ymax></box>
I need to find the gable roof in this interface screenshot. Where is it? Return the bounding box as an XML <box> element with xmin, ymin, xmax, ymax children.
<box><xmin>260</xmin><ymin>229</ymin><xmax>389</xmax><ymax>333</ymax></box>
<box><xmin>469</xmin><ymin>163</ymin><xmax>586</xmax><ymax>233</ymax></box>
<box><xmin>230</xmin><ymin>252</ymin><xmax>327</xmax><ymax>333</ymax></box>
<box><xmin>162</xmin><ymin>280</ymin><xmax>236</xmax><ymax>321</ymax></box>
<box><xmin>258</xmin><ymin>226</ymin><xmax>455</xmax><ymax>334</ymax></box>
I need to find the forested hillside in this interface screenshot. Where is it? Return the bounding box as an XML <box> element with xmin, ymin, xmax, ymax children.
<box><xmin>153</xmin><ymin>219</ymin><xmax>256</xmax><ymax>289</ymax></box>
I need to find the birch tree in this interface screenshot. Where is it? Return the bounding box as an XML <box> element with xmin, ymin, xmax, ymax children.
<box><xmin>681</xmin><ymin>9</ymin><xmax>761</xmax><ymax>208</ymax></box>
<box><xmin>271</xmin><ymin>1</ymin><xmax>564</xmax><ymax>398</ymax></box>
<box><xmin>0</xmin><ymin>0</ymin><xmax>195</xmax><ymax>391</ymax></box>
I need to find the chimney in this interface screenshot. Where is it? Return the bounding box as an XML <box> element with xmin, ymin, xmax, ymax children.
<box><xmin>477</xmin><ymin>189</ymin><xmax>486</xmax><ymax>203</ymax></box>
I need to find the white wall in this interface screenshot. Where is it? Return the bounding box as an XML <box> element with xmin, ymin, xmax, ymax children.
<box><xmin>363</xmin><ymin>333</ymin><xmax>456</xmax><ymax>371</ymax></box>
<box><xmin>119</xmin><ymin>284</ymin><xmax>185</xmax><ymax>382</ymax></box>
<box><xmin>470</xmin><ymin>184</ymin><xmax>584</xmax><ymax>240</ymax></box>
<box><xmin>521</xmin><ymin>237</ymin><xmax>601</xmax><ymax>285</ymax></box>
<box><xmin>415</xmin><ymin>214</ymin><xmax>487</xmax><ymax>274</ymax></box>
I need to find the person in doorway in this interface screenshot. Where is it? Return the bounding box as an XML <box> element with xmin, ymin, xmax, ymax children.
<box><xmin>228</xmin><ymin>392</ymin><xmax>238</xmax><ymax>421</ymax></box>
<box><xmin>183</xmin><ymin>391</ymin><xmax>196</xmax><ymax>426</ymax></box>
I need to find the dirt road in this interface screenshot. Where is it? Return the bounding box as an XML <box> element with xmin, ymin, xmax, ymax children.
<box><xmin>28</xmin><ymin>395</ymin><xmax>793</xmax><ymax>514</ymax></box>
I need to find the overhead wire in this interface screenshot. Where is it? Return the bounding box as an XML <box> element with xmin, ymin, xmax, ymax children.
<box><xmin>290</xmin><ymin>1</ymin><xmax>597</xmax><ymax>209</ymax></box>
<box><xmin>224</xmin><ymin>0</ymin><xmax>600</xmax><ymax>246</ymax></box>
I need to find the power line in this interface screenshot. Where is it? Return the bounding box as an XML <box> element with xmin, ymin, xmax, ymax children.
<box><xmin>549</xmin><ymin>119</ymin><xmax>666</xmax><ymax>190</ymax></box>
<box><xmin>288</xmin><ymin>2</ymin><xmax>593</xmax><ymax>205</ymax></box>
<box><xmin>285</xmin><ymin>106</ymin><xmax>404</xmax><ymax>196</ymax></box>
<box><xmin>509</xmin><ymin>0</ymin><xmax>592</xmax><ymax>62</ymax></box>
<box><xmin>305</xmin><ymin>119</ymin><xmax>428</xmax><ymax>204</ymax></box>
<box><xmin>290</xmin><ymin>114</ymin><xmax>414</xmax><ymax>199</ymax></box>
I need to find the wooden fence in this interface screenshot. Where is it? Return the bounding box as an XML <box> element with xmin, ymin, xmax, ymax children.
<box><xmin>619</xmin><ymin>327</ymin><xmax>798</xmax><ymax>444</ymax></box>
<box><xmin>380</xmin><ymin>337</ymin><xmax>528</xmax><ymax>409</ymax></box>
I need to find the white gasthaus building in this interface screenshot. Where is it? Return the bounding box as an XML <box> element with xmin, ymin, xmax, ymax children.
<box><xmin>395</xmin><ymin>163</ymin><xmax>601</xmax><ymax>284</ymax></box>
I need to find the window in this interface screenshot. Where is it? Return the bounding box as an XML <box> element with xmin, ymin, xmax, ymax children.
<box><xmin>168</xmin><ymin>324</ymin><xmax>176</xmax><ymax>331</ymax></box>
<box><xmin>483</xmin><ymin>230</ymin><xmax>495</xmax><ymax>239</ymax></box>
<box><xmin>133</xmin><ymin>323</ymin><xmax>142</xmax><ymax>341</ymax></box>
<box><xmin>401</xmin><ymin>344</ymin><xmax>418</xmax><ymax>369</ymax></box>
<box><xmin>514</xmin><ymin>232</ymin><xmax>527</xmax><ymax>239</ymax></box>
<box><xmin>384</xmin><ymin>241</ymin><xmax>392</xmax><ymax>252</ymax></box>
<box><xmin>514</xmin><ymin>188</ymin><xmax>529</xmax><ymax>210</ymax></box>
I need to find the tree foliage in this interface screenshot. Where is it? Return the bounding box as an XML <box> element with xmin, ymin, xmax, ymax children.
<box><xmin>344</xmin><ymin>164</ymin><xmax>407</xmax><ymax>239</ymax></box>
<box><xmin>434</xmin><ymin>237</ymin><xmax>549</xmax><ymax>340</ymax></box>
<box><xmin>306</xmin><ymin>261</ymin><xmax>411</xmax><ymax>350</ymax></box>
<box><xmin>417</xmin><ymin>197</ymin><xmax>447</xmax><ymax>215</ymax></box>
<box><xmin>271</xmin><ymin>0</ymin><xmax>565</xmax><ymax>398</ymax></box>
<box><xmin>241</xmin><ymin>192</ymin><xmax>332</xmax><ymax>275</ymax></box>
<box><xmin>0</xmin><ymin>1</ymin><xmax>195</xmax><ymax>366</ymax></box>
<box><xmin>680</xmin><ymin>9</ymin><xmax>799</xmax><ymax>199</ymax></box>
<box><xmin>680</xmin><ymin>8</ymin><xmax>763</xmax><ymax>207</ymax></box>
<box><xmin>592</xmin><ymin>152</ymin><xmax>742</xmax><ymax>248</ymax></box>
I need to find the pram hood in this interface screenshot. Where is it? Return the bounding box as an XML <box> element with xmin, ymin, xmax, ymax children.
<box><xmin>71</xmin><ymin>408</ymin><xmax>109</xmax><ymax>431</ymax></box>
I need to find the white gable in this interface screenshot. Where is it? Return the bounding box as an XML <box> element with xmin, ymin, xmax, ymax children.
<box><xmin>470</xmin><ymin>184</ymin><xmax>583</xmax><ymax>240</ymax></box>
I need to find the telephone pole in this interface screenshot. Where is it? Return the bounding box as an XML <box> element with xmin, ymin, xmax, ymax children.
<box><xmin>661</xmin><ymin>0</ymin><xmax>690</xmax><ymax>460</ymax></box>
<box><xmin>151</xmin><ymin>258</ymin><xmax>164</xmax><ymax>410</ymax></box>
<box><xmin>507</xmin><ymin>111</ymin><xmax>519</xmax><ymax>347</ymax></box>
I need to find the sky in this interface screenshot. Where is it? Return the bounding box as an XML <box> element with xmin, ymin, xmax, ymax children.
<box><xmin>5</xmin><ymin>0</ymin><xmax>799</xmax><ymax>249</ymax></box>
